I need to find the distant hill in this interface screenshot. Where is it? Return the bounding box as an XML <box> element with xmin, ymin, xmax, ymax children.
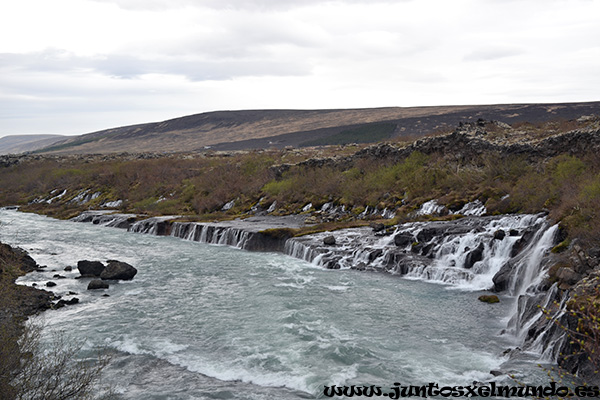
<box><xmin>35</xmin><ymin>102</ymin><xmax>600</xmax><ymax>154</ymax></box>
<box><xmin>0</xmin><ymin>134</ymin><xmax>65</xmax><ymax>155</ymax></box>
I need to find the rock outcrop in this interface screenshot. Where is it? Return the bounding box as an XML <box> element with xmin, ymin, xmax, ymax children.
<box><xmin>0</xmin><ymin>241</ymin><xmax>53</xmax><ymax>350</ymax></box>
<box><xmin>464</xmin><ymin>243</ymin><xmax>485</xmax><ymax>269</ymax></box>
<box><xmin>77</xmin><ymin>260</ymin><xmax>106</xmax><ymax>277</ymax></box>
<box><xmin>273</xmin><ymin>124</ymin><xmax>600</xmax><ymax>177</ymax></box>
<box><xmin>100</xmin><ymin>260</ymin><xmax>137</xmax><ymax>281</ymax></box>
<box><xmin>546</xmin><ymin>247</ymin><xmax>600</xmax><ymax>384</ymax></box>
<box><xmin>77</xmin><ymin>259</ymin><xmax>137</xmax><ymax>281</ymax></box>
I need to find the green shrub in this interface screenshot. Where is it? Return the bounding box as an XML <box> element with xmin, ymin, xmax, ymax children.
<box><xmin>553</xmin><ymin>155</ymin><xmax>586</xmax><ymax>184</ymax></box>
<box><xmin>262</xmin><ymin>179</ymin><xmax>295</xmax><ymax>197</ymax></box>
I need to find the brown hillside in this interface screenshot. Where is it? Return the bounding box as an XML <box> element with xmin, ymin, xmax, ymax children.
<box><xmin>38</xmin><ymin>102</ymin><xmax>600</xmax><ymax>154</ymax></box>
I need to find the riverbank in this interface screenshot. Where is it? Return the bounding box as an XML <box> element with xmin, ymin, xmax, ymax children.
<box><xmin>0</xmin><ymin>241</ymin><xmax>53</xmax><ymax>395</ymax></box>
<box><xmin>0</xmin><ymin>241</ymin><xmax>53</xmax><ymax>320</ymax></box>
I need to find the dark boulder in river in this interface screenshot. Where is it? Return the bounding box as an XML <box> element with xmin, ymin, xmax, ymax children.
<box><xmin>493</xmin><ymin>229</ymin><xmax>506</xmax><ymax>241</ymax></box>
<box><xmin>77</xmin><ymin>260</ymin><xmax>105</xmax><ymax>277</ymax></box>
<box><xmin>323</xmin><ymin>235</ymin><xmax>336</xmax><ymax>246</ymax></box>
<box><xmin>394</xmin><ymin>232</ymin><xmax>413</xmax><ymax>247</ymax></box>
<box><xmin>478</xmin><ymin>294</ymin><xmax>500</xmax><ymax>304</ymax></box>
<box><xmin>492</xmin><ymin>261</ymin><xmax>514</xmax><ymax>292</ymax></box>
<box><xmin>55</xmin><ymin>297</ymin><xmax>79</xmax><ymax>308</ymax></box>
<box><xmin>464</xmin><ymin>242</ymin><xmax>484</xmax><ymax>269</ymax></box>
<box><xmin>87</xmin><ymin>279</ymin><xmax>109</xmax><ymax>290</ymax></box>
<box><xmin>100</xmin><ymin>260</ymin><xmax>137</xmax><ymax>281</ymax></box>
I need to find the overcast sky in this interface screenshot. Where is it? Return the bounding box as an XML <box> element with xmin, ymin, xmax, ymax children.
<box><xmin>1</xmin><ymin>0</ymin><xmax>599</xmax><ymax>137</ymax></box>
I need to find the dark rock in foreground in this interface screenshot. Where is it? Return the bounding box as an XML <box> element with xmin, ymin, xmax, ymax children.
<box><xmin>100</xmin><ymin>260</ymin><xmax>137</xmax><ymax>281</ymax></box>
<box><xmin>55</xmin><ymin>297</ymin><xmax>79</xmax><ymax>308</ymax></box>
<box><xmin>0</xmin><ymin>241</ymin><xmax>53</xmax><ymax>327</ymax></box>
<box><xmin>77</xmin><ymin>260</ymin><xmax>105</xmax><ymax>277</ymax></box>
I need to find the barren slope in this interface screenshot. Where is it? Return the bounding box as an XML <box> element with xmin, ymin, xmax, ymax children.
<box><xmin>0</xmin><ymin>134</ymin><xmax>65</xmax><ymax>155</ymax></box>
<box><xmin>38</xmin><ymin>102</ymin><xmax>600</xmax><ymax>154</ymax></box>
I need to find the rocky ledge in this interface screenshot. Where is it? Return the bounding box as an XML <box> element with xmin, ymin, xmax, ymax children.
<box><xmin>271</xmin><ymin>121</ymin><xmax>600</xmax><ymax>176</ymax></box>
<box><xmin>0</xmin><ymin>242</ymin><xmax>53</xmax><ymax>320</ymax></box>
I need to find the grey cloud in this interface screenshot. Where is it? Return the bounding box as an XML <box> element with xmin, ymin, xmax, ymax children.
<box><xmin>168</xmin><ymin>19</ymin><xmax>322</xmax><ymax>60</ymax></box>
<box><xmin>95</xmin><ymin>55</ymin><xmax>312</xmax><ymax>80</ymax></box>
<box><xmin>0</xmin><ymin>49</ymin><xmax>81</xmax><ymax>74</ymax></box>
<box><xmin>0</xmin><ymin>49</ymin><xmax>312</xmax><ymax>81</ymax></box>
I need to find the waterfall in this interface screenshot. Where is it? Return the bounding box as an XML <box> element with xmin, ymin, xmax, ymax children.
<box><xmin>70</xmin><ymin>210</ymin><xmax>135</xmax><ymax>228</ymax></box>
<box><xmin>128</xmin><ymin>216</ymin><xmax>177</xmax><ymax>235</ymax></box>
<box><xmin>168</xmin><ymin>222</ymin><xmax>253</xmax><ymax>249</ymax></box>
<box><xmin>495</xmin><ymin>224</ymin><xmax>562</xmax><ymax>354</ymax></box>
<box><xmin>509</xmin><ymin>224</ymin><xmax>559</xmax><ymax>296</ymax></box>
<box><xmin>284</xmin><ymin>214</ymin><xmax>554</xmax><ymax>291</ymax></box>
<box><xmin>284</xmin><ymin>239</ymin><xmax>328</xmax><ymax>264</ymax></box>
<box><xmin>522</xmin><ymin>284</ymin><xmax>569</xmax><ymax>362</ymax></box>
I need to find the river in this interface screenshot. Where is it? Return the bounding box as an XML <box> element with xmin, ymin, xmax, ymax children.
<box><xmin>0</xmin><ymin>209</ymin><xmax>551</xmax><ymax>399</ymax></box>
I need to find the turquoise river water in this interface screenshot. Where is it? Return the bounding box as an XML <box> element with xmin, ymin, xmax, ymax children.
<box><xmin>0</xmin><ymin>209</ymin><xmax>549</xmax><ymax>399</ymax></box>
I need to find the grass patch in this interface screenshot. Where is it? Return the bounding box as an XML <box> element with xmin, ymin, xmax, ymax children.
<box><xmin>551</xmin><ymin>239</ymin><xmax>571</xmax><ymax>254</ymax></box>
<box><xmin>300</xmin><ymin>123</ymin><xmax>396</xmax><ymax>146</ymax></box>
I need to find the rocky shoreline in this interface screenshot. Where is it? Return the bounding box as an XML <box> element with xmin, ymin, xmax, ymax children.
<box><xmin>1</xmin><ymin>238</ymin><xmax>139</xmax><ymax>328</ymax></box>
<box><xmin>0</xmin><ymin>242</ymin><xmax>53</xmax><ymax>322</ymax></box>
<box><xmin>0</xmin><ymin>240</ymin><xmax>53</xmax><ymax>393</ymax></box>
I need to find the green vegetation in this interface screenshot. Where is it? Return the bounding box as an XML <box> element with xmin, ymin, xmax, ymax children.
<box><xmin>552</xmin><ymin>239</ymin><xmax>571</xmax><ymax>254</ymax></box>
<box><xmin>301</xmin><ymin>123</ymin><xmax>396</xmax><ymax>146</ymax></box>
<box><xmin>6</xmin><ymin>146</ymin><xmax>598</xmax><ymax>244</ymax></box>
<box><xmin>478</xmin><ymin>295</ymin><xmax>500</xmax><ymax>304</ymax></box>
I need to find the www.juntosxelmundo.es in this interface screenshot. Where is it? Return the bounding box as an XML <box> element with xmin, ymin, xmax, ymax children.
<box><xmin>323</xmin><ymin>382</ymin><xmax>600</xmax><ymax>398</ymax></box>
